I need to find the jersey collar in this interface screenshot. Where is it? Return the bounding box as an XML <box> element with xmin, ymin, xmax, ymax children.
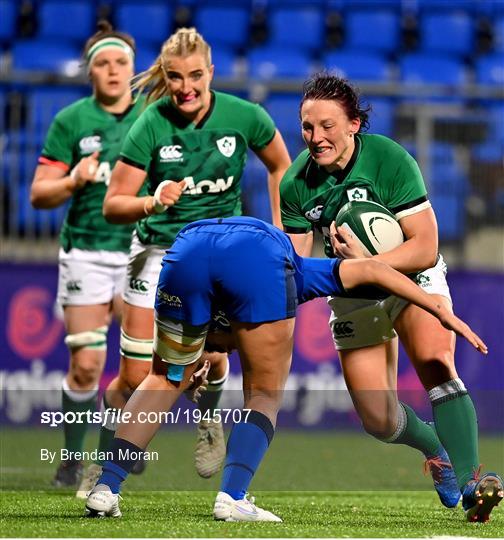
<box><xmin>328</xmin><ymin>135</ymin><xmax>361</xmax><ymax>184</ymax></box>
<box><xmin>165</xmin><ymin>91</ymin><xmax>216</xmax><ymax>130</ymax></box>
<box><xmin>195</xmin><ymin>91</ymin><xmax>216</xmax><ymax>129</ymax></box>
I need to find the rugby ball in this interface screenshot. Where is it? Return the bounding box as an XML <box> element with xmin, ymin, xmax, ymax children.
<box><xmin>334</xmin><ymin>200</ymin><xmax>404</xmax><ymax>256</ymax></box>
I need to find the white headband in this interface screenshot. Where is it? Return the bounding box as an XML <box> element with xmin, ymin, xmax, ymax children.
<box><xmin>86</xmin><ymin>37</ymin><xmax>134</xmax><ymax>67</ymax></box>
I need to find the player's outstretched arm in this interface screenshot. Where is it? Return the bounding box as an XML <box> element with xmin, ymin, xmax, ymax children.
<box><xmin>339</xmin><ymin>258</ymin><xmax>488</xmax><ymax>355</ymax></box>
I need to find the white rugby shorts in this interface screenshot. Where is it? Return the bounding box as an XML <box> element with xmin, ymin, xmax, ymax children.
<box><xmin>57</xmin><ymin>248</ymin><xmax>129</xmax><ymax>307</ymax></box>
<box><xmin>328</xmin><ymin>254</ymin><xmax>451</xmax><ymax>350</ymax></box>
<box><xmin>122</xmin><ymin>231</ymin><xmax>167</xmax><ymax>309</ymax></box>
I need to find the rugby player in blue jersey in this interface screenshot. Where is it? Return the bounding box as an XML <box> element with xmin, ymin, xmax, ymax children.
<box><xmin>84</xmin><ymin>216</ymin><xmax>488</xmax><ymax>521</ymax></box>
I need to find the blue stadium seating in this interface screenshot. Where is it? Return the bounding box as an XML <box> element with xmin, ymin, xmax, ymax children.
<box><xmin>344</xmin><ymin>10</ymin><xmax>401</xmax><ymax>54</ymax></box>
<box><xmin>403</xmin><ymin>142</ymin><xmax>468</xmax><ymax>198</ymax></box>
<box><xmin>26</xmin><ymin>87</ymin><xmax>86</xmax><ymax>137</ymax></box>
<box><xmin>420</xmin><ymin>12</ymin><xmax>474</xmax><ymax>56</ymax></box>
<box><xmin>338</xmin><ymin>0</ymin><xmax>402</xmax><ymax>10</ymax></box>
<box><xmin>210</xmin><ymin>46</ymin><xmax>238</xmax><ymax>77</ymax></box>
<box><xmin>248</xmin><ymin>46</ymin><xmax>313</xmax><ymax>79</ymax></box>
<box><xmin>0</xmin><ymin>0</ymin><xmax>17</xmax><ymax>43</ymax></box>
<box><xmin>323</xmin><ymin>50</ymin><xmax>392</xmax><ymax>81</ymax></box>
<box><xmin>472</xmin><ymin>141</ymin><xmax>503</xmax><ymax>163</ymax></box>
<box><xmin>115</xmin><ymin>2</ymin><xmax>172</xmax><ymax>48</ymax></box>
<box><xmin>37</xmin><ymin>0</ymin><xmax>95</xmax><ymax>42</ymax></box>
<box><xmin>428</xmin><ymin>142</ymin><xmax>469</xmax><ymax>241</ymax></box>
<box><xmin>240</xmin><ymin>152</ymin><xmax>271</xmax><ymax>223</ymax></box>
<box><xmin>367</xmin><ymin>99</ymin><xmax>395</xmax><ymax>137</ymax></box>
<box><xmin>399</xmin><ymin>53</ymin><xmax>467</xmax><ymax>85</ymax></box>
<box><xmin>415</xmin><ymin>0</ymin><xmax>502</xmax><ymax>16</ymax></box>
<box><xmin>430</xmin><ymin>192</ymin><xmax>466</xmax><ymax>241</ymax></box>
<box><xmin>11</xmin><ymin>40</ymin><xmax>81</xmax><ymax>75</ymax></box>
<box><xmin>475</xmin><ymin>53</ymin><xmax>504</xmax><ymax>86</ymax></box>
<box><xmin>493</xmin><ymin>16</ymin><xmax>504</xmax><ymax>53</ymax></box>
<box><xmin>195</xmin><ymin>7</ymin><xmax>250</xmax><ymax>49</ymax></box>
<box><xmin>268</xmin><ymin>7</ymin><xmax>324</xmax><ymax>51</ymax></box>
<box><xmin>134</xmin><ymin>45</ymin><xmax>159</xmax><ymax>73</ymax></box>
<box><xmin>2</xmin><ymin>148</ymin><xmax>66</xmax><ymax>236</ymax></box>
<box><xmin>264</xmin><ymin>94</ymin><xmax>300</xmax><ymax>137</ymax></box>
<box><xmin>265</xmin><ymin>0</ymin><xmax>326</xmax><ymax>6</ymax></box>
<box><xmin>485</xmin><ymin>104</ymin><xmax>504</xmax><ymax>144</ymax></box>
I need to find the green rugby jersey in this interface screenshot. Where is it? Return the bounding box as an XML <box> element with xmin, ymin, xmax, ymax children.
<box><xmin>280</xmin><ymin>134</ymin><xmax>429</xmax><ymax>257</ymax></box>
<box><xmin>119</xmin><ymin>91</ymin><xmax>276</xmax><ymax>246</ymax></box>
<box><xmin>40</xmin><ymin>95</ymin><xmax>145</xmax><ymax>252</ymax></box>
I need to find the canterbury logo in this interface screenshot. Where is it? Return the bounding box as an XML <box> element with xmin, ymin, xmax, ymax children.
<box><xmin>66</xmin><ymin>280</ymin><xmax>82</xmax><ymax>292</ymax></box>
<box><xmin>333</xmin><ymin>321</ymin><xmax>354</xmax><ymax>336</ymax></box>
<box><xmin>129</xmin><ymin>278</ymin><xmax>149</xmax><ymax>293</ymax></box>
<box><xmin>79</xmin><ymin>136</ymin><xmax>101</xmax><ymax>153</ymax></box>
<box><xmin>305</xmin><ymin>205</ymin><xmax>323</xmax><ymax>221</ymax></box>
<box><xmin>416</xmin><ymin>274</ymin><xmax>431</xmax><ymax>286</ymax></box>
<box><xmin>159</xmin><ymin>145</ymin><xmax>183</xmax><ymax>161</ymax></box>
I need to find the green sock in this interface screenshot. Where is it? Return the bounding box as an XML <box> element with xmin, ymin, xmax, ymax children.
<box><xmin>430</xmin><ymin>379</ymin><xmax>479</xmax><ymax>488</ymax></box>
<box><xmin>388</xmin><ymin>402</ymin><xmax>440</xmax><ymax>456</ymax></box>
<box><xmin>95</xmin><ymin>395</ymin><xmax>116</xmax><ymax>465</ymax></box>
<box><xmin>62</xmin><ymin>381</ymin><xmax>98</xmax><ymax>454</ymax></box>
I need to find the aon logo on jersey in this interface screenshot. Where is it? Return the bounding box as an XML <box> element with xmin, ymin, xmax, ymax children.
<box><xmin>183</xmin><ymin>176</ymin><xmax>234</xmax><ymax>195</ymax></box>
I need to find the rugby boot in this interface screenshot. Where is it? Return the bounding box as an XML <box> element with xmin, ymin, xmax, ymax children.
<box><xmin>76</xmin><ymin>463</ymin><xmax>102</xmax><ymax>499</ymax></box>
<box><xmin>52</xmin><ymin>459</ymin><xmax>83</xmax><ymax>487</ymax></box>
<box><xmin>195</xmin><ymin>418</ymin><xmax>226</xmax><ymax>478</ymax></box>
<box><xmin>424</xmin><ymin>445</ymin><xmax>461</xmax><ymax>508</ymax></box>
<box><xmin>462</xmin><ymin>471</ymin><xmax>503</xmax><ymax>522</ymax></box>
<box><xmin>213</xmin><ymin>491</ymin><xmax>282</xmax><ymax>522</ymax></box>
<box><xmin>85</xmin><ymin>484</ymin><xmax>122</xmax><ymax>518</ymax></box>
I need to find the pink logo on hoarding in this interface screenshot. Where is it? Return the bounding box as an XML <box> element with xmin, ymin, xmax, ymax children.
<box><xmin>295</xmin><ymin>298</ymin><xmax>338</xmax><ymax>364</ymax></box>
<box><xmin>7</xmin><ymin>287</ymin><xmax>64</xmax><ymax>360</ymax></box>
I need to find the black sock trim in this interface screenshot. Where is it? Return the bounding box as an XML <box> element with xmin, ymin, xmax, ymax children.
<box><xmin>432</xmin><ymin>390</ymin><xmax>468</xmax><ymax>406</ymax></box>
<box><xmin>224</xmin><ymin>462</ymin><xmax>255</xmax><ymax>476</ymax></box>
<box><xmin>109</xmin><ymin>437</ymin><xmax>144</xmax><ymax>473</ymax></box>
<box><xmin>245</xmin><ymin>410</ymin><xmax>275</xmax><ymax>445</ymax></box>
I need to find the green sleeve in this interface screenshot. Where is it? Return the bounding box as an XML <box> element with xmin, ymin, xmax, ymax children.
<box><xmin>247</xmin><ymin>103</ymin><xmax>276</xmax><ymax>151</ymax></box>
<box><xmin>386</xmin><ymin>149</ymin><xmax>428</xmax><ymax>211</ymax></box>
<box><xmin>120</xmin><ymin>109</ymin><xmax>155</xmax><ymax>168</ymax></box>
<box><xmin>41</xmin><ymin>114</ymin><xmax>74</xmax><ymax>166</ymax></box>
<box><xmin>280</xmin><ymin>173</ymin><xmax>312</xmax><ymax>232</ymax></box>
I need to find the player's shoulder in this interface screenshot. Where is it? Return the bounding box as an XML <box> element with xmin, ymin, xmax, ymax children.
<box><xmin>140</xmin><ymin>96</ymin><xmax>167</xmax><ymax>118</ymax></box>
<box><xmin>214</xmin><ymin>91</ymin><xmax>258</xmax><ymax>112</ymax></box>
<box><xmin>53</xmin><ymin>96</ymin><xmax>93</xmax><ymax>124</ymax></box>
<box><xmin>282</xmin><ymin>150</ymin><xmax>313</xmax><ymax>185</ymax></box>
<box><xmin>360</xmin><ymin>133</ymin><xmax>412</xmax><ymax>160</ymax></box>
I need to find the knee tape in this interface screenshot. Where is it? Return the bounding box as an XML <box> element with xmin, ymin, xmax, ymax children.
<box><xmin>154</xmin><ymin>319</ymin><xmax>206</xmax><ymax>366</ymax></box>
<box><xmin>64</xmin><ymin>326</ymin><xmax>107</xmax><ymax>351</ymax></box>
<box><xmin>120</xmin><ymin>330</ymin><xmax>153</xmax><ymax>362</ymax></box>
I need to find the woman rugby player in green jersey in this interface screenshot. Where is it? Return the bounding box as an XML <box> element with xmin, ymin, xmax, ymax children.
<box><xmin>280</xmin><ymin>73</ymin><xmax>502</xmax><ymax>523</ymax></box>
<box><xmin>30</xmin><ymin>21</ymin><xmax>144</xmax><ymax>495</ymax></box>
<box><xmin>100</xmin><ymin>28</ymin><xmax>291</xmax><ymax>482</ymax></box>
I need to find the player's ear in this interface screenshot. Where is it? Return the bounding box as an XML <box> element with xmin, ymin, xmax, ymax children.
<box><xmin>349</xmin><ymin>117</ymin><xmax>360</xmax><ymax>136</ymax></box>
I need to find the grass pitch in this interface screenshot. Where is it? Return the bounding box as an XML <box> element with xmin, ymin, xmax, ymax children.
<box><xmin>1</xmin><ymin>428</ymin><xmax>503</xmax><ymax>537</ymax></box>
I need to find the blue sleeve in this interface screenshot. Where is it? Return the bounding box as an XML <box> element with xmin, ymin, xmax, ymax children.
<box><xmin>297</xmin><ymin>256</ymin><xmax>345</xmax><ymax>304</ymax></box>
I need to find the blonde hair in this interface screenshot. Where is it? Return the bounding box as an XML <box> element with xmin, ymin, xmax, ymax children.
<box><xmin>133</xmin><ymin>27</ymin><xmax>212</xmax><ymax>104</ymax></box>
